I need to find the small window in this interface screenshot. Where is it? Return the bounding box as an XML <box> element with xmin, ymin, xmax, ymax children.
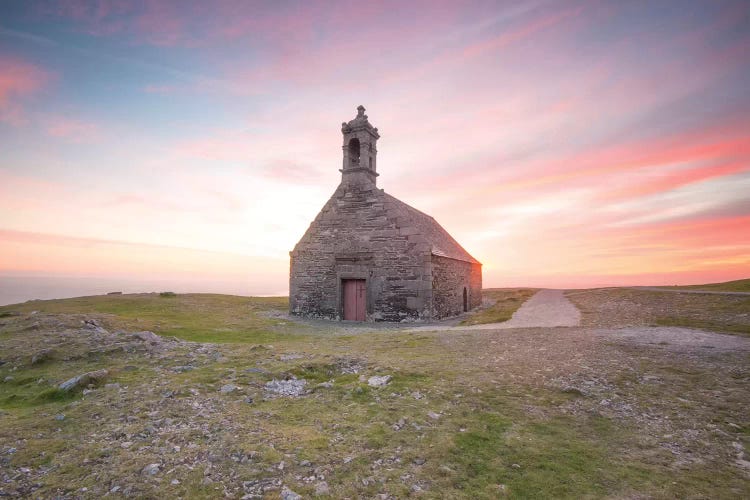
<box><xmin>348</xmin><ymin>138</ymin><xmax>360</xmax><ymax>164</ymax></box>
<box><xmin>369</xmin><ymin>157</ymin><xmax>373</xmax><ymax>169</ymax></box>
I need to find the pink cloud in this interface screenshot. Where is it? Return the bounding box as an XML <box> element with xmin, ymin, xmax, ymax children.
<box><xmin>0</xmin><ymin>56</ymin><xmax>49</xmax><ymax>124</ymax></box>
<box><xmin>45</xmin><ymin>116</ymin><xmax>101</xmax><ymax>142</ymax></box>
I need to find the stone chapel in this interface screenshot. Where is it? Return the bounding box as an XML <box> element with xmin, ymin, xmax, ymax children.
<box><xmin>289</xmin><ymin>106</ymin><xmax>482</xmax><ymax>321</ymax></box>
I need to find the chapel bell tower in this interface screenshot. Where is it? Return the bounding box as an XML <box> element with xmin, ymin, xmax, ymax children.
<box><xmin>340</xmin><ymin>105</ymin><xmax>380</xmax><ymax>187</ymax></box>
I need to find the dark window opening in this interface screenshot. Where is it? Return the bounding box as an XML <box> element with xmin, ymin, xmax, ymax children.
<box><xmin>348</xmin><ymin>138</ymin><xmax>360</xmax><ymax>164</ymax></box>
<box><xmin>369</xmin><ymin>157</ymin><xmax>373</xmax><ymax>169</ymax></box>
<box><xmin>463</xmin><ymin>287</ymin><xmax>468</xmax><ymax>312</ymax></box>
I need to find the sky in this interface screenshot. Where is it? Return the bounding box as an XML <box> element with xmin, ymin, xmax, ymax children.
<box><xmin>0</xmin><ymin>0</ymin><xmax>749</xmax><ymax>298</ymax></box>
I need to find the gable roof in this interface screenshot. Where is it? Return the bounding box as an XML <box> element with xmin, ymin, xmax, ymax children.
<box><xmin>382</xmin><ymin>192</ymin><xmax>481</xmax><ymax>265</ymax></box>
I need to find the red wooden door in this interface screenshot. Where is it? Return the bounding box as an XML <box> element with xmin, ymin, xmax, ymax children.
<box><xmin>343</xmin><ymin>279</ymin><xmax>366</xmax><ymax>321</ymax></box>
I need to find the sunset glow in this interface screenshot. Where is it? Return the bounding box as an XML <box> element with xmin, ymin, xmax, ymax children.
<box><xmin>1</xmin><ymin>0</ymin><xmax>749</xmax><ymax>299</ymax></box>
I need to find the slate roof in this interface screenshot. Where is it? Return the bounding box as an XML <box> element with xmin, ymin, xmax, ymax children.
<box><xmin>383</xmin><ymin>192</ymin><xmax>481</xmax><ymax>265</ymax></box>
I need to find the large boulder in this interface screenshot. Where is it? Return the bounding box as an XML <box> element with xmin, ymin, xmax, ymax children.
<box><xmin>59</xmin><ymin>369</ymin><xmax>109</xmax><ymax>391</ymax></box>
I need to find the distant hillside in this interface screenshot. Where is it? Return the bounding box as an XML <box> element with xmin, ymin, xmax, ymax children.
<box><xmin>667</xmin><ymin>278</ymin><xmax>750</xmax><ymax>293</ymax></box>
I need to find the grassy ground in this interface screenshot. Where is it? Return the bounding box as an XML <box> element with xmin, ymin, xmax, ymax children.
<box><xmin>459</xmin><ymin>288</ymin><xmax>538</xmax><ymax>326</ymax></box>
<box><xmin>1</xmin><ymin>291</ymin><xmax>748</xmax><ymax>498</ymax></box>
<box><xmin>1</xmin><ymin>293</ymin><xmax>296</xmax><ymax>343</ymax></box>
<box><xmin>568</xmin><ymin>287</ymin><xmax>750</xmax><ymax>336</ymax></box>
<box><xmin>657</xmin><ymin>278</ymin><xmax>750</xmax><ymax>293</ymax></box>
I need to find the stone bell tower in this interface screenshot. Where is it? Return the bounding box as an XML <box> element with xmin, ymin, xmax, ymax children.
<box><xmin>340</xmin><ymin>105</ymin><xmax>380</xmax><ymax>187</ymax></box>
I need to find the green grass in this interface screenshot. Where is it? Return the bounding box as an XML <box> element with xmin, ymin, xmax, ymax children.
<box><xmin>461</xmin><ymin>288</ymin><xmax>538</xmax><ymax>325</ymax></box>
<box><xmin>663</xmin><ymin>278</ymin><xmax>750</xmax><ymax>292</ymax></box>
<box><xmin>0</xmin><ymin>293</ymin><xmax>297</xmax><ymax>343</ymax></box>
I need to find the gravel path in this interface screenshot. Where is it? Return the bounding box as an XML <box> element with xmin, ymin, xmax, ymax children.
<box><xmin>406</xmin><ymin>288</ymin><xmax>582</xmax><ymax>331</ymax></box>
<box><xmin>486</xmin><ymin>288</ymin><xmax>581</xmax><ymax>328</ymax></box>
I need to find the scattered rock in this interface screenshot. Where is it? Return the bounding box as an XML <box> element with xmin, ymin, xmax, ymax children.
<box><xmin>131</xmin><ymin>331</ymin><xmax>162</xmax><ymax>343</ymax></box>
<box><xmin>413</xmin><ymin>457</ymin><xmax>426</xmax><ymax>465</ymax></box>
<box><xmin>31</xmin><ymin>349</ymin><xmax>54</xmax><ymax>365</ymax></box>
<box><xmin>280</xmin><ymin>353</ymin><xmax>303</xmax><ymax>361</ymax></box>
<box><xmin>427</xmin><ymin>411</ymin><xmax>441</xmax><ymax>420</ymax></box>
<box><xmin>83</xmin><ymin>318</ymin><xmax>108</xmax><ymax>334</ymax></box>
<box><xmin>511</xmin><ymin>463</ymin><xmax>521</xmax><ymax>469</ymax></box>
<box><xmin>59</xmin><ymin>369</ymin><xmax>108</xmax><ymax>391</ymax></box>
<box><xmin>314</xmin><ymin>481</ymin><xmax>330</xmax><ymax>496</ymax></box>
<box><xmin>220</xmin><ymin>384</ymin><xmax>239</xmax><ymax>394</ymax></box>
<box><xmin>141</xmin><ymin>463</ymin><xmax>161</xmax><ymax>475</ymax></box>
<box><xmin>335</xmin><ymin>357</ymin><xmax>366</xmax><ymax>374</ymax></box>
<box><xmin>3</xmin><ymin>376</ymin><xmax>14</xmax><ymax>383</ymax></box>
<box><xmin>368</xmin><ymin>375</ymin><xmax>392</xmax><ymax>387</ymax></box>
<box><xmin>281</xmin><ymin>486</ymin><xmax>302</xmax><ymax>500</ymax></box>
<box><xmin>172</xmin><ymin>365</ymin><xmax>194</xmax><ymax>373</ymax></box>
<box><xmin>315</xmin><ymin>380</ymin><xmax>334</xmax><ymax>389</ymax></box>
<box><xmin>243</xmin><ymin>396</ymin><xmax>254</xmax><ymax>404</ymax></box>
<box><xmin>54</xmin><ymin>414</ymin><xmax>65</xmax><ymax>421</ymax></box>
<box><xmin>265</xmin><ymin>378</ymin><xmax>307</xmax><ymax>397</ymax></box>
<box><xmin>411</xmin><ymin>391</ymin><xmax>424</xmax><ymax>400</ymax></box>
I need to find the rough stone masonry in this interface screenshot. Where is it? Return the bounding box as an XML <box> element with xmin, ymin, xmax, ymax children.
<box><xmin>289</xmin><ymin>106</ymin><xmax>481</xmax><ymax>321</ymax></box>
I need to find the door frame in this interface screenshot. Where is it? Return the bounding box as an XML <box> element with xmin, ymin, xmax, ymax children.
<box><xmin>337</xmin><ymin>271</ymin><xmax>369</xmax><ymax>321</ymax></box>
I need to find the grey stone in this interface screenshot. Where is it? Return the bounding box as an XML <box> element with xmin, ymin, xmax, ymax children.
<box><xmin>54</xmin><ymin>414</ymin><xmax>65</xmax><ymax>421</ymax></box>
<box><xmin>368</xmin><ymin>375</ymin><xmax>392</xmax><ymax>387</ymax></box>
<box><xmin>83</xmin><ymin>318</ymin><xmax>108</xmax><ymax>334</ymax></box>
<box><xmin>141</xmin><ymin>463</ymin><xmax>161</xmax><ymax>475</ymax></box>
<box><xmin>314</xmin><ymin>481</ymin><xmax>330</xmax><ymax>496</ymax></box>
<box><xmin>59</xmin><ymin>369</ymin><xmax>108</xmax><ymax>391</ymax></box>
<box><xmin>31</xmin><ymin>349</ymin><xmax>54</xmax><ymax>365</ymax></box>
<box><xmin>264</xmin><ymin>378</ymin><xmax>307</xmax><ymax>397</ymax></box>
<box><xmin>130</xmin><ymin>331</ymin><xmax>161</xmax><ymax>343</ymax></box>
<box><xmin>281</xmin><ymin>486</ymin><xmax>302</xmax><ymax>500</ymax></box>
<box><xmin>279</xmin><ymin>353</ymin><xmax>303</xmax><ymax>361</ymax></box>
<box><xmin>219</xmin><ymin>384</ymin><xmax>239</xmax><ymax>394</ymax></box>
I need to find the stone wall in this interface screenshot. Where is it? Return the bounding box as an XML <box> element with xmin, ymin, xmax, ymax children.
<box><xmin>431</xmin><ymin>255</ymin><xmax>482</xmax><ymax>318</ymax></box>
<box><xmin>290</xmin><ymin>183</ymin><xmax>433</xmax><ymax>321</ymax></box>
